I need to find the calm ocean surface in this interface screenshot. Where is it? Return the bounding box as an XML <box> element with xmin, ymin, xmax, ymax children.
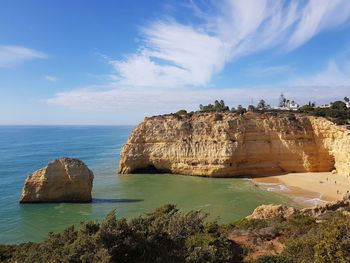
<box><xmin>0</xmin><ymin>126</ymin><xmax>297</xmax><ymax>244</ymax></box>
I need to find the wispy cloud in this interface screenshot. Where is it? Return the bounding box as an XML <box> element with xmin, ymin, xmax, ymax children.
<box><xmin>44</xmin><ymin>75</ymin><xmax>58</xmax><ymax>82</ymax></box>
<box><xmin>49</xmin><ymin>0</ymin><xmax>350</xmax><ymax>117</ymax></box>
<box><xmin>288</xmin><ymin>0</ymin><xmax>350</xmax><ymax>50</ymax></box>
<box><xmin>0</xmin><ymin>45</ymin><xmax>48</xmax><ymax>68</ymax></box>
<box><xmin>247</xmin><ymin>65</ymin><xmax>294</xmax><ymax>77</ymax></box>
<box><xmin>48</xmin><ymin>84</ymin><xmax>349</xmax><ymax>113</ymax></box>
<box><xmin>108</xmin><ymin>22</ymin><xmax>226</xmax><ymax>88</ymax></box>
<box><xmin>292</xmin><ymin>61</ymin><xmax>350</xmax><ymax>86</ymax></box>
<box><xmin>102</xmin><ymin>0</ymin><xmax>350</xmax><ymax>89</ymax></box>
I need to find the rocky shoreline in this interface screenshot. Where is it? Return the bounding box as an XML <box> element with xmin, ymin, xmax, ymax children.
<box><xmin>247</xmin><ymin>193</ymin><xmax>350</xmax><ymax>220</ymax></box>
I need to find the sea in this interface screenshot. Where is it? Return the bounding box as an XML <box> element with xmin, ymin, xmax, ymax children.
<box><xmin>0</xmin><ymin>126</ymin><xmax>298</xmax><ymax>244</ymax></box>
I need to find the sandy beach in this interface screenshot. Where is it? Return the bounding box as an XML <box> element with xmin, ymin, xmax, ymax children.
<box><xmin>252</xmin><ymin>172</ymin><xmax>350</xmax><ymax>206</ymax></box>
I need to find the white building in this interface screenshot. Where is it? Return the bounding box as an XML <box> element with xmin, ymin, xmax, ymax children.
<box><xmin>278</xmin><ymin>94</ymin><xmax>299</xmax><ymax>110</ymax></box>
<box><xmin>286</xmin><ymin>100</ymin><xmax>299</xmax><ymax>110</ymax></box>
<box><xmin>320</xmin><ymin>104</ymin><xmax>331</xmax><ymax>108</ymax></box>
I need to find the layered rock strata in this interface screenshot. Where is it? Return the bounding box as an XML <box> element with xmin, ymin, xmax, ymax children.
<box><xmin>20</xmin><ymin>157</ymin><xmax>94</xmax><ymax>203</ymax></box>
<box><xmin>119</xmin><ymin>112</ymin><xmax>350</xmax><ymax>177</ymax></box>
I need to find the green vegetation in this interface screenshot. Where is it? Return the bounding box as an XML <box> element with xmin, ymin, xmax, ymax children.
<box><xmin>236</xmin><ymin>105</ymin><xmax>247</xmax><ymax>115</ymax></box>
<box><xmin>298</xmin><ymin>100</ymin><xmax>350</xmax><ymax>125</ymax></box>
<box><xmin>172</xmin><ymin>96</ymin><xmax>350</xmax><ymax>126</ymax></box>
<box><xmin>199</xmin><ymin>100</ymin><xmax>230</xmax><ymax>112</ymax></box>
<box><xmin>257</xmin><ymin>99</ymin><xmax>266</xmax><ymax>110</ymax></box>
<box><xmin>229</xmin><ymin>212</ymin><xmax>350</xmax><ymax>263</ymax></box>
<box><xmin>175</xmin><ymin>109</ymin><xmax>188</xmax><ymax>115</ymax></box>
<box><xmin>0</xmin><ymin>205</ymin><xmax>241</xmax><ymax>263</ymax></box>
<box><xmin>1</xmin><ymin>206</ymin><xmax>350</xmax><ymax>262</ymax></box>
<box><xmin>247</xmin><ymin>105</ymin><xmax>255</xmax><ymax>112</ymax></box>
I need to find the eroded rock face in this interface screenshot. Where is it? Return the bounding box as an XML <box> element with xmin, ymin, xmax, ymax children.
<box><xmin>301</xmin><ymin>194</ymin><xmax>350</xmax><ymax>217</ymax></box>
<box><xmin>246</xmin><ymin>204</ymin><xmax>296</xmax><ymax>220</ymax></box>
<box><xmin>247</xmin><ymin>194</ymin><xmax>350</xmax><ymax>220</ymax></box>
<box><xmin>20</xmin><ymin>157</ymin><xmax>94</xmax><ymax>203</ymax></box>
<box><xmin>119</xmin><ymin>112</ymin><xmax>350</xmax><ymax>177</ymax></box>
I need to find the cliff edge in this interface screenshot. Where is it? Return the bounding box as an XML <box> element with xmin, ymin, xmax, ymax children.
<box><xmin>119</xmin><ymin>112</ymin><xmax>350</xmax><ymax>177</ymax></box>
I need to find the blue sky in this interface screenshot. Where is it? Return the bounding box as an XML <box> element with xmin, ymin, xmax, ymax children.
<box><xmin>1</xmin><ymin>0</ymin><xmax>350</xmax><ymax>125</ymax></box>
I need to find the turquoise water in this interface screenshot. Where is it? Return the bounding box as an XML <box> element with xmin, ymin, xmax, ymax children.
<box><xmin>0</xmin><ymin>126</ymin><xmax>297</xmax><ymax>244</ymax></box>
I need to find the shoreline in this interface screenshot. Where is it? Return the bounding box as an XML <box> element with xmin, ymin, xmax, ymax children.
<box><xmin>252</xmin><ymin>172</ymin><xmax>350</xmax><ymax>207</ymax></box>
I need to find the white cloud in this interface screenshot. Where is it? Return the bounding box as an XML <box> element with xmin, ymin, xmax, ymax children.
<box><xmin>44</xmin><ymin>75</ymin><xmax>58</xmax><ymax>82</ymax></box>
<box><xmin>101</xmin><ymin>0</ymin><xmax>350</xmax><ymax>89</ymax></box>
<box><xmin>288</xmin><ymin>0</ymin><xmax>350</xmax><ymax>49</ymax></box>
<box><xmin>109</xmin><ymin>22</ymin><xmax>227</xmax><ymax>88</ymax></box>
<box><xmin>0</xmin><ymin>45</ymin><xmax>48</xmax><ymax>68</ymax></box>
<box><xmin>49</xmin><ymin>0</ymin><xmax>350</xmax><ymax>120</ymax></box>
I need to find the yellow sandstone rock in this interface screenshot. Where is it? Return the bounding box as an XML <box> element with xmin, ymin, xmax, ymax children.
<box><xmin>118</xmin><ymin>112</ymin><xmax>350</xmax><ymax>177</ymax></box>
<box><xmin>20</xmin><ymin>157</ymin><xmax>94</xmax><ymax>203</ymax></box>
<box><xmin>247</xmin><ymin>194</ymin><xmax>350</xmax><ymax>220</ymax></box>
<box><xmin>246</xmin><ymin>204</ymin><xmax>296</xmax><ymax>220</ymax></box>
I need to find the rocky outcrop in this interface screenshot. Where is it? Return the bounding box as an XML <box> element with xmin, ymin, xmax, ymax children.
<box><xmin>247</xmin><ymin>194</ymin><xmax>350</xmax><ymax>220</ymax></box>
<box><xmin>20</xmin><ymin>157</ymin><xmax>94</xmax><ymax>203</ymax></box>
<box><xmin>301</xmin><ymin>194</ymin><xmax>350</xmax><ymax>217</ymax></box>
<box><xmin>246</xmin><ymin>204</ymin><xmax>296</xmax><ymax>220</ymax></box>
<box><xmin>119</xmin><ymin>112</ymin><xmax>350</xmax><ymax>177</ymax></box>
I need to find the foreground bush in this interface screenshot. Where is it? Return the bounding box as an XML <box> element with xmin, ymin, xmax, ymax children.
<box><xmin>1</xmin><ymin>206</ymin><xmax>350</xmax><ymax>262</ymax></box>
<box><xmin>0</xmin><ymin>205</ymin><xmax>242</xmax><ymax>263</ymax></box>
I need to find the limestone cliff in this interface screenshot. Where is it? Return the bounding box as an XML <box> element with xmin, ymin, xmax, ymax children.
<box><xmin>119</xmin><ymin>112</ymin><xmax>350</xmax><ymax>177</ymax></box>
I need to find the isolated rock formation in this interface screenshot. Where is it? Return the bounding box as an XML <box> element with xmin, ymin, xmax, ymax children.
<box><xmin>246</xmin><ymin>204</ymin><xmax>296</xmax><ymax>220</ymax></box>
<box><xmin>119</xmin><ymin>112</ymin><xmax>350</xmax><ymax>177</ymax></box>
<box><xmin>20</xmin><ymin>157</ymin><xmax>94</xmax><ymax>203</ymax></box>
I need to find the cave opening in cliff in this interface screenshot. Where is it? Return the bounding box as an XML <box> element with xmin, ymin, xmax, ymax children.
<box><xmin>132</xmin><ymin>165</ymin><xmax>171</xmax><ymax>174</ymax></box>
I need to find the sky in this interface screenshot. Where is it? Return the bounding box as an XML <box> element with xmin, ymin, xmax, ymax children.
<box><xmin>1</xmin><ymin>0</ymin><xmax>350</xmax><ymax>125</ymax></box>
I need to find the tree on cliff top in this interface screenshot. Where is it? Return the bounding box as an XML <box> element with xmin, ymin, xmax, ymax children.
<box><xmin>199</xmin><ymin>100</ymin><xmax>229</xmax><ymax>112</ymax></box>
<box><xmin>247</xmin><ymin>105</ymin><xmax>255</xmax><ymax>112</ymax></box>
<box><xmin>175</xmin><ymin>109</ymin><xmax>187</xmax><ymax>115</ymax></box>
<box><xmin>236</xmin><ymin>105</ymin><xmax>246</xmax><ymax>115</ymax></box>
<box><xmin>257</xmin><ymin>99</ymin><xmax>266</xmax><ymax>110</ymax></box>
<box><xmin>331</xmin><ymin>101</ymin><xmax>347</xmax><ymax>111</ymax></box>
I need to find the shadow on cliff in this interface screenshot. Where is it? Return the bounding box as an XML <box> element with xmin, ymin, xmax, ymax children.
<box><xmin>92</xmin><ymin>198</ymin><xmax>144</xmax><ymax>204</ymax></box>
<box><xmin>248</xmin><ymin>171</ymin><xmax>289</xmax><ymax>179</ymax></box>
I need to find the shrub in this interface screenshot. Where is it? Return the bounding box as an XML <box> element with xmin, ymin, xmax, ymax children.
<box><xmin>176</xmin><ymin>109</ymin><xmax>188</xmax><ymax>115</ymax></box>
<box><xmin>255</xmin><ymin>255</ymin><xmax>291</xmax><ymax>263</ymax></box>
<box><xmin>1</xmin><ymin>205</ymin><xmax>243</xmax><ymax>263</ymax></box>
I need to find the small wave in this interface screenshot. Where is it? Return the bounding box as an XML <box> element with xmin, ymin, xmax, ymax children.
<box><xmin>305</xmin><ymin>198</ymin><xmax>327</xmax><ymax>205</ymax></box>
<box><xmin>266</xmin><ymin>187</ymin><xmax>277</xmax><ymax>192</ymax></box>
<box><xmin>255</xmin><ymin>182</ymin><xmax>280</xmax><ymax>186</ymax></box>
<box><xmin>293</xmin><ymin>196</ymin><xmax>326</xmax><ymax>206</ymax></box>
<box><xmin>279</xmin><ymin>184</ymin><xmax>289</xmax><ymax>191</ymax></box>
<box><xmin>239</xmin><ymin>177</ymin><xmax>252</xmax><ymax>181</ymax></box>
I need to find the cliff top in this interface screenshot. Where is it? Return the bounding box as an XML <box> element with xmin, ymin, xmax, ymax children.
<box><xmin>145</xmin><ymin>110</ymin><xmax>310</xmax><ymax>120</ymax></box>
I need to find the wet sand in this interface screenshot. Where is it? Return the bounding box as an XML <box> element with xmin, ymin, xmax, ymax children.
<box><xmin>252</xmin><ymin>172</ymin><xmax>350</xmax><ymax>206</ymax></box>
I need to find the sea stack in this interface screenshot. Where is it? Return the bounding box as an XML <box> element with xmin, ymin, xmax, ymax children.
<box><xmin>20</xmin><ymin>157</ymin><xmax>94</xmax><ymax>203</ymax></box>
<box><xmin>119</xmin><ymin>112</ymin><xmax>350</xmax><ymax>177</ymax></box>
